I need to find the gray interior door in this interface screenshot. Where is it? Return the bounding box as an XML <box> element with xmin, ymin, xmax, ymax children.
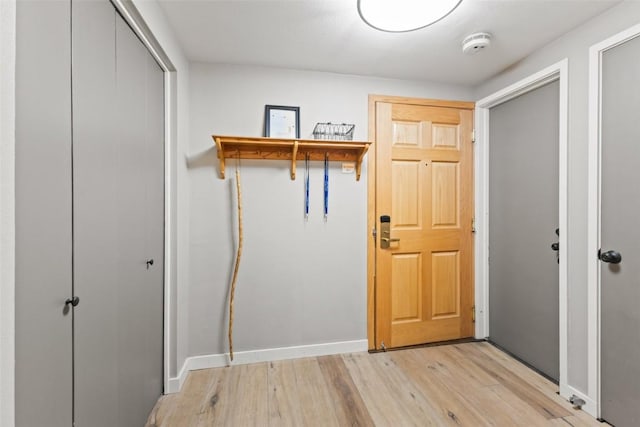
<box><xmin>600</xmin><ymin>33</ymin><xmax>640</xmax><ymax>427</ymax></box>
<box><xmin>488</xmin><ymin>80</ymin><xmax>560</xmax><ymax>381</ymax></box>
<box><xmin>72</xmin><ymin>4</ymin><xmax>164</xmax><ymax>426</ymax></box>
<box><xmin>110</xmin><ymin>10</ymin><xmax>165</xmax><ymax>424</ymax></box>
<box><xmin>142</xmin><ymin>23</ymin><xmax>167</xmax><ymax>416</ymax></box>
<box><xmin>15</xmin><ymin>1</ymin><xmax>74</xmax><ymax>426</ymax></box>
<box><xmin>72</xmin><ymin>1</ymin><xmax>120</xmax><ymax>425</ymax></box>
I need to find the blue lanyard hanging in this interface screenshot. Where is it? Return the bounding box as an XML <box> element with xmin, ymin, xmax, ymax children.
<box><xmin>324</xmin><ymin>153</ymin><xmax>329</xmax><ymax>220</ymax></box>
<box><xmin>305</xmin><ymin>153</ymin><xmax>310</xmax><ymax>221</ymax></box>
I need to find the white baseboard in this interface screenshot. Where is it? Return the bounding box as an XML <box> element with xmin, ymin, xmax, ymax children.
<box><xmin>165</xmin><ymin>339</ymin><xmax>368</xmax><ymax>394</ymax></box>
<box><xmin>560</xmin><ymin>383</ymin><xmax>598</xmax><ymax>418</ymax></box>
<box><xmin>166</xmin><ymin>357</ymin><xmax>189</xmax><ymax>394</ymax></box>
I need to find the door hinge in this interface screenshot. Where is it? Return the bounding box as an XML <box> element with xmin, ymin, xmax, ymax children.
<box><xmin>372</xmin><ymin>227</ymin><xmax>377</xmax><ymax>240</ymax></box>
<box><xmin>471</xmin><ymin>217</ymin><xmax>476</xmax><ymax>233</ymax></box>
<box><xmin>471</xmin><ymin>130</ymin><xmax>476</xmax><ymax>143</ymax></box>
<box><xmin>380</xmin><ymin>341</ymin><xmax>386</xmax><ymax>351</ymax></box>
<box><xmin>472</xmin><ymin>306</ymin><xmax>476</xmax><ymax>323</ymax></box>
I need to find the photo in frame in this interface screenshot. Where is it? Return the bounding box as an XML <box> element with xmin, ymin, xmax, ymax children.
<box><xmin>264</xmin><ymin>105</ymin><xmax>300</xmax><ymax>139</ymax></box>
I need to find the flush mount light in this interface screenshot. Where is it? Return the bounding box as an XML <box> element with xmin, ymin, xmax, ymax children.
<box><xmin>358</xmin><ymin>0</ymin><xmax>462</xmax><ymax>33</ymax></box>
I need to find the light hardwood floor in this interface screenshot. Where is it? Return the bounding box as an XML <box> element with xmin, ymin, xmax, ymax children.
<box><xmin>146</xmin><ymin>342</ymin><xmax>603</xmax><ymax>426</ymax></box>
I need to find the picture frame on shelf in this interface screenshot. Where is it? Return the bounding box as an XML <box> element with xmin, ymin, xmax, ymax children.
<box><xmin>264</xmin><ymin>105</ymin><xmax>300</xmax><ymax>139</ymax></box>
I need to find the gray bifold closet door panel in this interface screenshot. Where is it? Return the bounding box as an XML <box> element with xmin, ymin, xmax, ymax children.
<box><xmin>73</xmin><ymin>4</ymin><xmax>164</xmax><ymax>427</ymax></box>
<box><xmin>110</xmin><ymin>13</ymin><xmax>164</xmax><ymax>426</ymax></box>
<box><xmin>489</xmin><ymin>80</ymin><xmax>560</xmax><ymax>381</ymax></box>
<box><xmin>15</xmin><ymin>1</ymin><xmax>74</xmax><ymax>426</ymax></box>
<box><xmin>71</xmin><ymin>1</ymin><xmax>120</xmax><ymax>425</ymax></box>
<box><xmin>142</xmin><ymin>20</ymin><xmax>166</xmax><ymax>418</ymax></box>
<box><xmin>600</xmin><ymin>34</ymin><xmax>640</xmax><ymax>427</ymax></box>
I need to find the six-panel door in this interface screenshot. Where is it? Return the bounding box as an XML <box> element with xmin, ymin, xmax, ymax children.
<box><xmin>375</xmin><ymin>101</ymin><xmax>474</xmax><ymax>349</ymax></box>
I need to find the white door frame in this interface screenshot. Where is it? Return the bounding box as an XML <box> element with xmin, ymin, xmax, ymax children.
<box><xmin>474</xmin><ymin>59</ymin><xmax>569</xmax><ymax>396</ymax></box>
<box><xmin>587</xmin><ymin>22</ymin><xmax>640</xmax><ymax>419</ymax></box>
<box><xmin>0</xmin><ymin>1</ymin><xmax>17</xmax><ymax>426</ymax></box>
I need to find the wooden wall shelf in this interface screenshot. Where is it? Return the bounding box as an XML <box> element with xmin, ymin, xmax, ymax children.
<box><xmin>212</xmin><ymin>135</ymin><xmax>371</xmax><ymax>181</ymax></box>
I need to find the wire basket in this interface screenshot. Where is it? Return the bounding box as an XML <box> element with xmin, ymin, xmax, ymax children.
<box><xmin>312</xmin><ymin>122</ymin><xmax>355</xmax><ymax>141</ymax></box>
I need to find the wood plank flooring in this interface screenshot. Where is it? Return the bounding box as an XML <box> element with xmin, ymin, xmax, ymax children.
<box><xmin>146</xmin><ymin>342</ymin><xmax>603</xmax><ymax>427</ymax></box>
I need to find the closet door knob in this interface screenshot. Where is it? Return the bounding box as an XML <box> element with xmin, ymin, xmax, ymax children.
<box><xmin>599</xmin><ymin>250</ymin><xmax>622</xmax><ymax>264</ymax></box>
<box><xmin>65</xmin><ymin>296</ymin><xmax>80</xmax><ymax>307</ymax></box>
<box><xmin>146</xmin><ymin>259</ymin><xmax>154</xmax><ymax>269</ymax></box>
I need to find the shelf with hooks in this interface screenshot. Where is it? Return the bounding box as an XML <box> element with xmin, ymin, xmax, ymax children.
<box><xmin>212</xmin><ymin>135</ymin><xmax>371</xmax><ymax>181</ymax></box>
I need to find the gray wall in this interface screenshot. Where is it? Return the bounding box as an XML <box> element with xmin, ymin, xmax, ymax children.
<box><xmin>475</xmin><ymin>0</ymin><xmax>640</xmax><ymax>394</ymax></box>
<box><xmin>188</xmin><ymin>63</ymin><xmax>473</xmax><ymax>357</ymax></box>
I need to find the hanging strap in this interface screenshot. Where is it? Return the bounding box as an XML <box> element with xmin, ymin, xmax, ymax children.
<box><xmin>324</xmin><ymin>152</ymin><xmax>329</xmax><ymax>220</ymax></box>
<box><xmin>305</xmin><ymin>153</ymin><xmax>310</xmax><ymax>220</ymax></box>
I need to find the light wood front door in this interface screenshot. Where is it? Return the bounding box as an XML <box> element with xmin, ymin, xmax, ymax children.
<box><xmin>369</xmin><ymin>96</ymin><xmax>475</xmax><ymax>350</ymax></box>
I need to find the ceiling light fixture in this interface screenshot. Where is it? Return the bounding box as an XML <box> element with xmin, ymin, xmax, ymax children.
<box><xmin>358</xmin><ymin>0</ymin><xmax>462</xmax><ymax>33</ymax></box>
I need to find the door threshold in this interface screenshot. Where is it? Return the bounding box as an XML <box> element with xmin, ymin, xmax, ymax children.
<box><xmin>367</xmin><ymin>337</ymin><xmax>485</xmax><ymax>354</ymax></box>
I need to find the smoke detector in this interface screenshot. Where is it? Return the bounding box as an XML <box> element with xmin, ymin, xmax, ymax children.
<box><xmin>462</xmin><ymin>32</ymin><xmax>492</xmax><ymax>54</ymax></box>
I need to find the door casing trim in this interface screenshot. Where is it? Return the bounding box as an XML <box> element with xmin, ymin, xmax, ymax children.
<box><xmin>587</xmin><ymin>22</ymin><xmax>640</xmax><ymax>419</ymax></box>
<box><xmin>475</xmin><ymin>59</ymin><xmax>569</xmax><ymax>403</ymax></box>
<box><xmin>0</xmin><ymin>1</ymin><xmax>17</xmax><ymax>426</ymax></box>
<box><xmin>366</xmin><ymin>95</ymin><xmax>475</xmax><ymax>350</ymax></box>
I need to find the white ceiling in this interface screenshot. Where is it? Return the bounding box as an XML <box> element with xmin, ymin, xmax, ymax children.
<box><xmin>157</xmin><ymin>0</ymin><xmax>620</xmax><ymax>86</ymax></box>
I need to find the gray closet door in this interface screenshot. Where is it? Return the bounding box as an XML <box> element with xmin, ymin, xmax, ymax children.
<box><xmin>489</xmin><ymin>81</ymin><xmax>560</xmax><ymax>381</ymax></box>
<box><xmin>15</xmin><ymin>1</ymin><xmax>74</xmax><ymax>426</ymax></box>
<box><xmin>114</xmin><ymin>15</ymin><xmax>165</xmax><ymax>422</ymax></box>
<box><xmin>142</xmin><ymin>26</ymin><xmax>166</xmax><ymax>414</ymax></box>
<box><xmin>113</xmin><ymin>14</ymin><xmax>164</xmax><ymax>425</ymax></box>
<box><xmin>72</xmin><ymin>1</ymin><xmax>120</xmax><ymax>425</ymax></box>
<box><xmin>112</xmin><ymin>11</ymin><xmax>166</xmax><ymax>424</ymax></box>
<box><xmin>73</xmin><ymin>4</ymin><xmax>164</xmax><ymax>426</ymax></box>
<box><xmin>600</xmin><ymin>34</ymin><xmax>640</xmax><ymax>427</ymax></box>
